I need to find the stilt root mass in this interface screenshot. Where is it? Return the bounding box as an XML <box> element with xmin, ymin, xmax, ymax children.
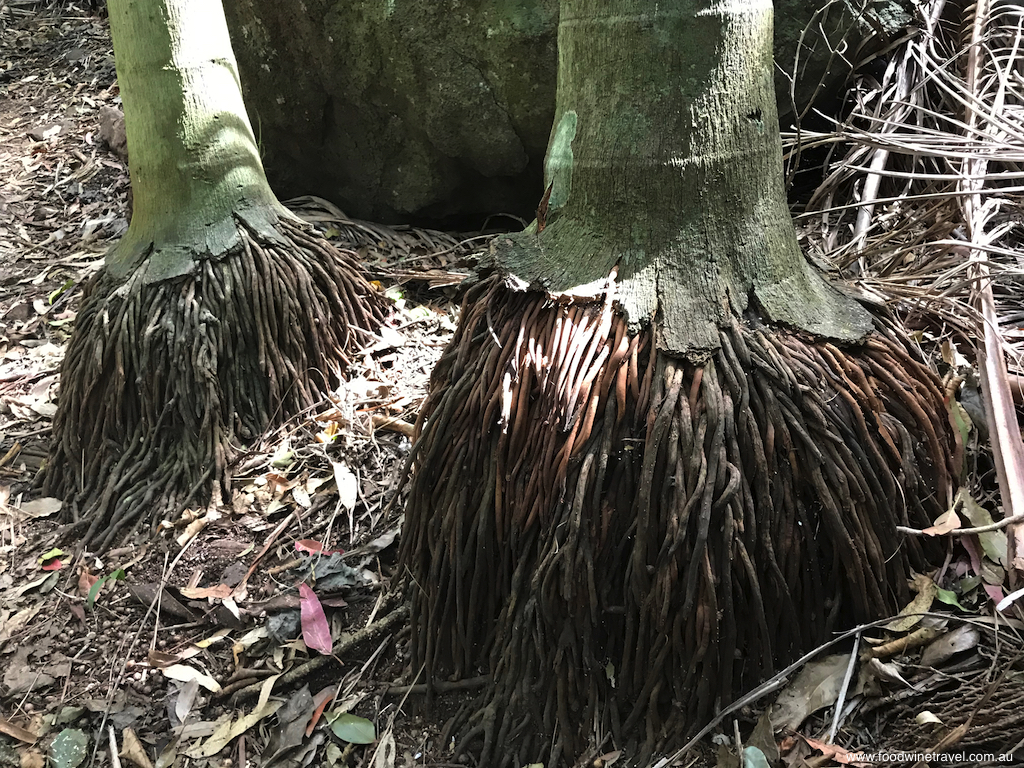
<box><xmin>46</xmin><ymin>215</ymin><xmax>386</xmax><ymax>550</ymax></box>
<box><xmin>401</xmin><ymin>275</ymin><xmax>954</xmax><ymax>766</ymax></box>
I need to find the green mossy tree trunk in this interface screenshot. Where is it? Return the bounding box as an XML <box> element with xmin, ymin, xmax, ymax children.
<box><xmin>400</xmin><ymin>1</ymin><xmax>954</xmax><ymax>766</ymax></box>
<box><xmin>495</xmin><ymin>0</ymin><xmax>872</xmax><ymax>355</ymax></box>
<box><xmin>106</xmin><ymin>0</ymin><xmax>283</xmax><ymax>281</ymax></box>
<box><xmin>45</xmin><ymin>0</ymin><xmax>384</xmax><ymax>551</ymax></box>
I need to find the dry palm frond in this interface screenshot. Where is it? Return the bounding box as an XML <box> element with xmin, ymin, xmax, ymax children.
<box><xmin>789</xmin><ymin>0</ymin><xmax>1024</xmax><ymax>575</ymax></box>
<box><xmin>959</xmin><ymin>0</ymin><xmax>1024</xmax><ymax>571</ymax></box>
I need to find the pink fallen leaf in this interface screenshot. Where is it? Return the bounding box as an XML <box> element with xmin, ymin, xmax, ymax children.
<box><xmin>295</xmin><ymin>539</ymin><xmax>344</xmax><ymax>555</ymax></box>
<box><xmin>800</xmin><ymin>736</ymin><xmax>870</xmax><ymax>767</ymax></box>
<box><xmin>962</xmin><ymin>536</ymin><xmax>1007</xmax><ymax>605</ymax></box>
<box><xmin>299</xmin><ymin>583</ymin><xmax>333</xmax><ymax>655</ymax></box>
<box><xmin>922</xmin><ymin>508</ymin><xmax>961</xmax><ymax>536</ymax></box>
<box><xmin>180</xmin><ymin>583</ymin><xmax>233</xmax><ymax>599</ymax></box>
<box><xmin>41</xmin><ymin>559</ymin><xmax>63</xmax><ymax>571</ymax></box>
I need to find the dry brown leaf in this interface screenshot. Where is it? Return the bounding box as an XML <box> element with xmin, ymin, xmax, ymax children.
<box><xmin>800</xmin><ymin>735</ymin><xmax>870</xmax><ymax>767</ymax></box>
<box><xmin>179</xmin><ymin>584</ymin><xmax>232</xmax><ymax>600</ymax></box>
<box><xmin>922</xmin><ymin>507</ymin><xmax>961</xmax><ymax>536</ymax></box>
<box><xmin>77</xmin><ymin>566</ymin><xmax>99</xmax><ymax>598</ymax></box>
<box><xmin>118</xmin><ymin>727</ymin><xmax>153</xmax><ymax>768</ymax></box>
<box><xmin>885</xmin><ymin>573</ymin><xmax>937</xmax><ymax>632</ymax></box>
<box><xmin>771</xmin><ymin>654</ymin><xmax>849</xmax><ymax>730</ymax></box>
<box><xmin>919</xmin><ymin>624</ymin><xmax>980</xmax><ymax>667</ymax></box>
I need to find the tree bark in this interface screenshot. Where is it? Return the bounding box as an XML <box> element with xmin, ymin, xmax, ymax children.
<box><xmin>496</xmin><ymin>0</ymin><xmax>873</xmax><ymax>356</ymax></box>
<box><xmin>108</xmin><ymin>0</ymin><xmax>285</xmax><ymax>280</ymax></box>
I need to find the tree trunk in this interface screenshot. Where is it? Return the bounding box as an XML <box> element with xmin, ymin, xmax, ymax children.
<box><xmin>106</xmin><ymin>0</ymin><xmax>282</xmax><ymax>280</ymax></box>
<box><xmin>400</xmin><ymin>1</ymin><xmax>954</xmax><ymax>765</ymax></box>
<box><xmin>45</xmin><ymin>0</ymin><xmax>384</xmax><ymax>551</ymax></box>
<box><xmin>497</xmin><ymin>0</ymin><xmax>872</xmax><ymax>356</ymax></box>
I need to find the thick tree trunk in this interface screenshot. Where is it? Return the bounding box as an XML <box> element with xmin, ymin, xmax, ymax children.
<box><xmin>400</xmin><ymin>1</ymin><xmax>954</xmax><ymax>765</ymax></box>
<box><xmin>222</xmin><ymin>0</ymin><xmax>913</xmax><ymax>224</ymax></box>
<box><xmin>495</xmin><ymin>0</ymin><xmax>872</xmax><ymax>356</ymax></box>
<box><xmin>45</xmin><ymin>0</ymin><xmax>384</xmax><ymax>550</ymax></box>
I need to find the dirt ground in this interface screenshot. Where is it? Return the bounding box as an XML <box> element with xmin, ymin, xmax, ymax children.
<box><xmin>3</xmin><ymin>3</ymin><xmax>1024</xmax><ymax>768</ymax></box>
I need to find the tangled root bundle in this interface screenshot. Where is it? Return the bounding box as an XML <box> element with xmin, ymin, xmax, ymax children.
<box><xmin>401</xmin><ymin>275</ymin><xmax>955</xmax><ymax>766</ymax></box>
<box><xmin>46</xmin><ymin>215</ymin><xmax>386</xmax><ymax>551</ymax></box>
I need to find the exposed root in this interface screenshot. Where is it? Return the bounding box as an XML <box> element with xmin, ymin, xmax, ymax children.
<box><xmin>400</xmin><ymin>275</ymin><xmax>955</xmax><ymax>766</ymax></box>
<box><xmin>45</xmin><ymin>214</ymin><xmax>386</xmax><ymax>551</ymax></box>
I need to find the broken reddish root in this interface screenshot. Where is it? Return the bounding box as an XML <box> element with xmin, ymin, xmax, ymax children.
<box><xmin>400</xmin><ymin>275</ymin><xmax>954</xmax><ymax>767</ymax></box>
<box><xmin>45</xmin><ymin>215</ymin><xmax>386</xmax><ymax>551</ymax></box>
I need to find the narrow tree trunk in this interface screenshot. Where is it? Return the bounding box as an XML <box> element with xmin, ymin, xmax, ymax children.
<box><xmin>45</xmin><ymin>0</ymin><xmax>384</xmax><ymax>550</ymax></box>
<box><xmin>108</xmin><ymin>0</ymin><xmax>284</xmax><ymax>278</ymax></box>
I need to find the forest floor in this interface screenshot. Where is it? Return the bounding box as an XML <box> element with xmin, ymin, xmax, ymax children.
<box><xmin>2</xmin><ymin>3</ymin><xmax>1024</xmax><ymax>768</ymax></box>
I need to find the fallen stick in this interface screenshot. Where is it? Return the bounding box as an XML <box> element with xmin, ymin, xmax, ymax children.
<box><xmin>231</xmin><ymin>605</ymin><xmax>408</xmax><ymax>704</ymax></box>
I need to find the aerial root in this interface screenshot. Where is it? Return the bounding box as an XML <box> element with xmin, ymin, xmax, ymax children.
<box><xmin>45</xmin><ymin>214</ymin><xmax>385</xmax><ymax>551</ymax></box>
<box><xmin>400</xmin><ymin>275</ymin><xmax>955</xmax><ymax>766</ymax></box>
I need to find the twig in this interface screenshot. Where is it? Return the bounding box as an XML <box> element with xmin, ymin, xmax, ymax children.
<box><xmin>383</xmin><ymin>675</ymin><xmax>488</xmax><ymax>697</ymax></box>
<box><xmin>231</xmin><ymin>605</ymin><xmax>408</xmax><ymax>703</ymax></box>
<box><xmin>897</xmin><ymin>513</ymin><xmax>1024</xmax><ymax>536</ymax></box>
<box><xmin>370</xmin><ymin>413</ymin><xmax>416</xmax><ymax>438</ymax></box>
<box><xmin>828</xmin><ymin>632</ymin><xmax>861</xmax><ymax>743</ymax></box>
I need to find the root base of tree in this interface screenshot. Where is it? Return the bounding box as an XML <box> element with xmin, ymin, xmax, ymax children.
<box><xmin>401</xmin><ymin>275</ymin><xmax>954</xmax><ymax>767</ymax></box>
<box><xmin>45</xmin><ymin>215</ymin><xmax>385</xmax><ymax>551</ymax></box>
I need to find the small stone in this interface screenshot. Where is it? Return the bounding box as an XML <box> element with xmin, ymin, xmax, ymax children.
<box><xmin>27</xmin><ymin>123</ymin><xmax>61</xmax><ymax>141</ymax></box>
<box><xmin>97</xmin><ymin>106</ymin><xmax>127</xmax><ymax>164</ymax></box>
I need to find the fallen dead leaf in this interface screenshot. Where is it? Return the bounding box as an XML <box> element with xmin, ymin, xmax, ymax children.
<box><xmin>17</xmin><ymin>497</ymin><xmax>62</xmax><ymax>518</ymax></box>
<box><xmin>162</xmin><ymin>664</ymin><xmax>221</xmax><ymax>693</ymax></box>
<box><xmin>179</xmin><ymin>583</ymin><xmax>233</xmax><ymax>600</ymax></box>
<box><xmin>119</xmin><ymin>727</ymin><xmax>153</xmax><ymax>768</ymax></box>
<box><xmin>299</xmin><ymin>583</ymin><xmax>333</xmax><ymax>655</ymax></box>
<box><xmin>922</xmin><ymin>506</ymin><xmax>961</xmax><ymax>536</ymax></box>
<box><xmin>331</xmin><ymin>461</ymin><xmax>358</xmax><ymax>513</ymax></box>
<box><xmin>916</xmin><ymin>711</ymin><xmax>943</xmax><ymax>725</ymax></box>
<box><xmin>919</xmin><ymin>624</ymin><xmax>980</xmax><ymax>667</ymax></box>
<box><xmin>771</xmin><ymin>653</ymin><xmax>849</xmax><ymax>731</ymax></box>
<box><xmin>77</xmin><ymin>567</ymin><xmax>99</xmax><ymax>598</ymax></box>
<box><xmin>188</xmin><ymin>700</ymin><xmax>283</xmax><ymax>758</ymax></box>
<box><xmin>800</xmin><ymin>735</ymin><xmax>870</xmax><ymax>766</ymax></box>
<box><xmin>885</xmin><ymin>573</ymin><xmax>937</xmax><ymax>632</ymax></box>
